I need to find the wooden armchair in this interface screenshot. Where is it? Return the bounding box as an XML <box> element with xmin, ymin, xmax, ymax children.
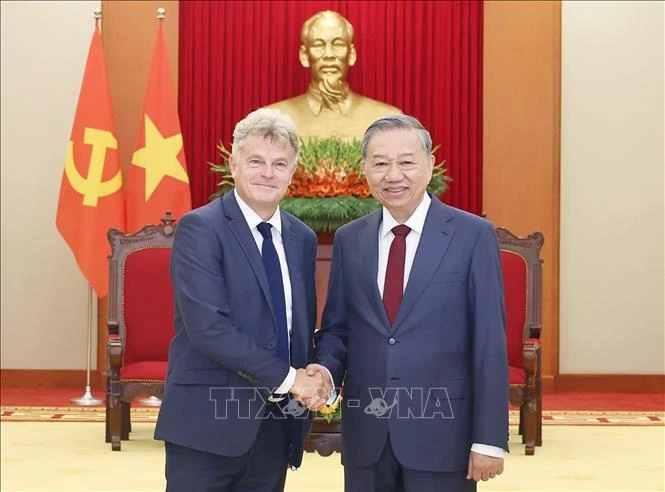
<box><xmin>496</xmin><ymin>227</ymin><xmax>544</xmax><ymax>455</ymax></box>
<box><xmin>105</xmin><ymin>213</ymin><xmax>177</xmax><ymax>451</ymax></box>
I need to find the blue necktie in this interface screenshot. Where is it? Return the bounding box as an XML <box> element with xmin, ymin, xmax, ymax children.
<box><xmin>256</xmin><ymin>222</ymin><xmax>289</xmax><ymax>364</ymax></box>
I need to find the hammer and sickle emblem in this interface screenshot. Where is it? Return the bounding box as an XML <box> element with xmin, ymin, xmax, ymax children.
<box><xmin>65</xmin><ymin>127</ymin><xmax>123</xmax><ymax>207</ymax></box>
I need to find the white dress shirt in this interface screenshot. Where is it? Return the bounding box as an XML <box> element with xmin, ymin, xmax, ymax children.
<box><xmin>377</xmin><ymin>193</ymin><xmax>505</xmax><ymax>459</ymax></box>
<box><xmin>235</xmin><ymin>191</ymin><xmax>336</xmax><ymax>404</ymax></box>
<box><xmin>234</xmin><ymin>191</ymin><xmax>296</xmax><ymax>395</ymax></box>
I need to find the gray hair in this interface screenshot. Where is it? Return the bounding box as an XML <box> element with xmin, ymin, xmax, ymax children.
<box><xmin>301</xmin><ymin>10</ymin><xmax>354</xmax><ymax>46</ymax></box>
<box><xmin>232</xmin><ymin>108</ymin><xmax>300</xmax><ymax>164</ymax></box>
<box><xmin>361</xmin><ymin>114</ymin><xmax>432</xmax><ymax>159</ymax></box>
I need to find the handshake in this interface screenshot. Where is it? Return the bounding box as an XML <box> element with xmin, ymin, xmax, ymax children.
<box><xmin>289</xmin><ymin>363</ymin><xmax>334</xmax><ymax>412</ymax></box>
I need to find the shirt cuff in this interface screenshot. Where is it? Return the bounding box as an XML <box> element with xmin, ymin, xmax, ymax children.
<box><xmin>325</xmin><ymin>390</ymin><xmax>338</xmax><ymax>406</ymax></box>
<box><xmin>268</xmin><ymin>366</ymin><xmax>296</xmax><ymax>402</ymax></box>
<box><xmin>471</xmin><ymin>443</ymin><xmax>505</xmax><ymax>458</ymax></box>
<box><xmin>319</xmin><ymin>365</ymin><xmax>337</xmax><ymax>405</ymax></box>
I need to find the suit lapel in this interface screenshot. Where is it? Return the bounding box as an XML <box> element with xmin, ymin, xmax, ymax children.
<box><xmin>392</xmin><ymin>199</ymin><xmax>455</xmax><ymax>331</ymax></box>
<box><xmin>222</xmin><ymin>192</ymin><xmax>273</xmax><ymax>311</ymax></box>
<box><xmin>281</xmin><ymin>213</ymin><xmax>307</xmax><ymax>366</ymax></box>
<box><xmin>357</xmin><ymin>211</ymin><xmax>392</xmax><ymax>335</ymax></box>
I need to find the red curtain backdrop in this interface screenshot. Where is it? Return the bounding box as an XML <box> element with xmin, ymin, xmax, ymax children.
<box><xmin>179</xmin><ymin>0</ymin><xmax>483</xmax><ymax>214</ymax></box>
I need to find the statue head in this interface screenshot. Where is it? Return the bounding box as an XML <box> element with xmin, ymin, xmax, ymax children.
<box><xmin>299</xmin><ymin>11</ymin><xmax>357</xmax><ymax>100</ymax></box>
<box><xmin>265</xmin><ymin>10</ymin><xmax>401</xmax><ymax>139</ymax></box>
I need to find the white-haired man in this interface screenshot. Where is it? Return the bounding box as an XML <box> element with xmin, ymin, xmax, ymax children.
<box><xmin>155</xmin><ymin>108</ymin><xmax>330</xmax><ymax>491</ymax></box>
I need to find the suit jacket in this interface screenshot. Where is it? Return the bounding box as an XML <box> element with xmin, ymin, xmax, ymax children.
<box><xmin>315</xmin><ymin>196</ymin><xmax>509</xmax><ymax>472</ymax></box>
<box><xmin>154</xmin><ymin>191</ymin><xmax>317</xmax><ymax>468</ymax></box>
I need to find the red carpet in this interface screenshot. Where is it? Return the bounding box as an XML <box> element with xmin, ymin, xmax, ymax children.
<box><xmin>2</xmin><ymin>387</ymin><xmax>664</xmax><ymax>411</ymax></box>
<box><xmin>536</xmin><ymin>391</ymin><xmax>664</xmax><ymax>411</ymax></box>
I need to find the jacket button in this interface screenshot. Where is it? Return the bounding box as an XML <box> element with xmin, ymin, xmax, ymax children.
<box><xmin>267</xmin><ymin>342</ymin><xmax>276</xmax><ymax>349</ymax></box>
<box><xmin>388</xmin><ymin>338</ymin><xmax>396</xmax><ymax>345</ymax></box>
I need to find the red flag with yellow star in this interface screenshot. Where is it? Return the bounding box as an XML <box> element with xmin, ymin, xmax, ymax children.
<box><xmin>56</xmin><ymin>21</ymin><xmax>125</xmax><ymax>297</ymax></box>
<box><xmin>125</xmin><ymin>22</ymin><xmax>191</xmax><ymax>232</ymax></box>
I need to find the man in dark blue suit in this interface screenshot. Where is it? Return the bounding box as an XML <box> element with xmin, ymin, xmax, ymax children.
<box><xmin>155</xmin><ymin>108</ymin><xmax>330</xmax><ymax>491</ymax></box>
<box><xmin>309</xmin><ymin>115</ymin><xmax>509</xmax><ymax>491</ymax></box>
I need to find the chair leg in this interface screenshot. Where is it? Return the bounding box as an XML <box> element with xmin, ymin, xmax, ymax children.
<box><xmin>107</xmin><ymin>377</ymin><xmax>122</xmax><ymax>451</ymax></box>
<box><xmin>536</xmin><ymin>390</ymin><xmax>543</xmax><ymax>446</ymax></box>
<box><xmin>519</xmin><ymin>404</ymin><xmax>525</xmax><ymax>438</ymax></box>
<box><xmin>105</xmin><ymin>389</ymin><xmax>111</xmax><ymax>443</ymax></box>
<box><xmin>523</xmin><ymin>397</ymin><xmax>537</xmax><ymax>455</ymax></box>
<box><xmin>121</xmin><ymin>401</ymin><xmax>130</xmax><ymax>440</ymax></box>
<box><xmin>109</xmin><ymin>393</ymin><xmax>122</xmax><ymax>451</ymax></box>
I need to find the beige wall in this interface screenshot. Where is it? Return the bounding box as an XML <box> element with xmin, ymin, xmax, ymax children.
<box><xmin>560</xmin><ymin>1</ymin><xmax>665</xmax><ymax>373</ymax></box>
<box><xmin>1</xmin><ymin>0</ymin><xmax>100</xmax><ymax>369</ymax></box>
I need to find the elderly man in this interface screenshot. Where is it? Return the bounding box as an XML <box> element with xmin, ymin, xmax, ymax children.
<box><xmin>268</xmin><ymin>10</ymin><xmax>401</xmax><ymax>140</ymax></box>
<box><xmin>309</xmin><ymin>115</ymin><xmax>509</xmax><ymax>491</ymax></box>
<box><xmin>155</xmin><ymin>108</ymin><xmax>330</xmax><ymax>492</ymax></box>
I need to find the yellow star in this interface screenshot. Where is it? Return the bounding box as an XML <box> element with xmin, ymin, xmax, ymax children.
<box><xmin>131</xmin><ymin>114</ymin><xmax>189</xmax><ymax>201</ymax></box>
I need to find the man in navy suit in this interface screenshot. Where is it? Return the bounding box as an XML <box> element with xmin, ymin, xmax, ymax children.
<box><xmin>155</xmin><ymin>108</ymin><xmax>330</xmax><ymax>491</ymax></box>
<box><xmin>308</xmin><ymin>115</ymin><xmax>509</xmax><ymax>491</ymax></box>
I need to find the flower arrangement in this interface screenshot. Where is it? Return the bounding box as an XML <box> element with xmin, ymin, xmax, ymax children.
<box><xmin>316</xmin><ymin>395</ymin><xmax>342</xmax><ymax>423</ymax></box>
<box><xmin>210</xmin><ymin>137</ymin><xmax>451</xmax><ymax>233</ymax></box>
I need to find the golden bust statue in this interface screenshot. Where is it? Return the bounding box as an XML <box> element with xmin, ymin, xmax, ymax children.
<box><xmin>267</xmin><ymin>10</ymin><xmax>402</xmax><ymax>140</ymax></box>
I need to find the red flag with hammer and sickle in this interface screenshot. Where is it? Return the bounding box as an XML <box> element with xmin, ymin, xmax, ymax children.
<box><xmin>56</xmin><ymin>21</ymin><xmax>125</xmax><ymax>298</ymax></box>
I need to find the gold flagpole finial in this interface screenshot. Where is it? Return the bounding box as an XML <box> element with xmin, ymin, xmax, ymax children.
<box><xmin>156</xmin><ymin>8</ymin><xmax>166</xmax><ymax>20</ymax></box>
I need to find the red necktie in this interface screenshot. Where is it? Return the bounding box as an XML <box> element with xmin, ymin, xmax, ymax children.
<box><xmin>383</xmin><ymin>225</ymin><xmax>411</xmax><ymax>325</ymax></box>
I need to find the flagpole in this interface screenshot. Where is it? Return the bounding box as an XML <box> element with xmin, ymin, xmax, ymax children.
<box><xmin>70</xmin><ymin>283</ymin><xmax>103</xmax><ymax>405</ymax></box>
<box><xmin>70</xmin><ymin>8</ymin><xmax>104</xmax><ymax>407</ymax></box>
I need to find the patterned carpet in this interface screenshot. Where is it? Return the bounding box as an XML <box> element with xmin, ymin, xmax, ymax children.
<box><xmin>1</xmin><ymin>406</ymin><xmax>663</xmax><ymax>426</ymax></box>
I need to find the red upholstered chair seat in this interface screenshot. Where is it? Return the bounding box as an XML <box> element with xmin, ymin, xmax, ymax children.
<box><xmin>509</xmin><ymin>365</ymin><xmax>526</xmax><ymax>385</ymax></box>
<box><xmin>120</xmin><ymin>361</ymin><xmax>169</xmax><ymax>382</ymax></box>
<box><xmin>509</xmin><ymin>339</ymin><xmax>541</xmax><ymax>386</ymax></box>
<box><xmin>105</xmin><ymin>214</ymin><xmax>177</xmax><ymax>451</ymax></box>
<box><xmin>496</xmin><ymin>227</ymin><xmax>544</xmax><ymax>456</ymax></box>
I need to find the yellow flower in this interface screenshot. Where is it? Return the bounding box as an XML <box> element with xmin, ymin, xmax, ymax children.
<box><xmin>318</xmin><ymin>396</ymin><xmax>341</xmax><ymax>415</ymax></box>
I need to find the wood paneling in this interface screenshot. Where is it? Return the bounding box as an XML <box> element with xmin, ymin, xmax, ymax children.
<box><xmin>101</xmin><ymin>0</ymin><xmax>179</xmax><ymax>176</ymax></box>
<box><xmin>1</xmin><ymin>370</ymin><xmax>103</xmax><ymax>390</ymax></box>
<box><xmin>555</xmin><ymin>374</ymin><xmax>665</xmax><ymax>393</ymax></box>
<box><xmin>483</xmin><ymin>1</ymin><xmax>561</xmax><ymax>382</ymax></box>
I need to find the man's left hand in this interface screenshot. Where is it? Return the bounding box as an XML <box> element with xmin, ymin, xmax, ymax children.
<box><xmin>466</xmin><ymin>451</ymin><xmax>503</xmax><ymax>481</ymax></box>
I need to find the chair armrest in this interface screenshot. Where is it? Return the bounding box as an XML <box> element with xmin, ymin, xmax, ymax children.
<box><xmin>522</xmin><ymin>341</ymin><xmax>542</xmax><ymax>413</ymax></box>
<box><xmin>107</xmin><ymin>321</ymin><xmax>123</xmax><ymax>371</ymax></box>
<box><xmin>108</xmin><ymin>320</ymin><xmax>120</xmax><ymax>337</ymax></box>
<box><xmin>522</xmin><ymin>340</ymin><xmax>541</xmax><ymax>376</ymax></box>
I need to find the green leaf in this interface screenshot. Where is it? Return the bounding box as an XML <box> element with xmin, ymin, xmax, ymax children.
<box><xmin>208</xmin><ymin>136</ymin><xmax>452</xmax><ymax>232</ymax></box>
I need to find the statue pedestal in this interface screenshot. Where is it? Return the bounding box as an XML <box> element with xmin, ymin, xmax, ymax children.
<box><xmin>315</xmin><ymin>244</ymin><xmax>333</xmax><ymax>328</ymax></box>
<box><xmin>317</xmin><ymin>231</ymin><xmax>335</xmax><ymax>245</ymax></box>
<box><xmin>310</xmin><ymin>239</ymin><xmax>342</xmax><ymax>457</ymax></box>
<box><xmin>304</xmin><ymin>419</ymin><xmax>342</xmax><ymax>456</ymax></box>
